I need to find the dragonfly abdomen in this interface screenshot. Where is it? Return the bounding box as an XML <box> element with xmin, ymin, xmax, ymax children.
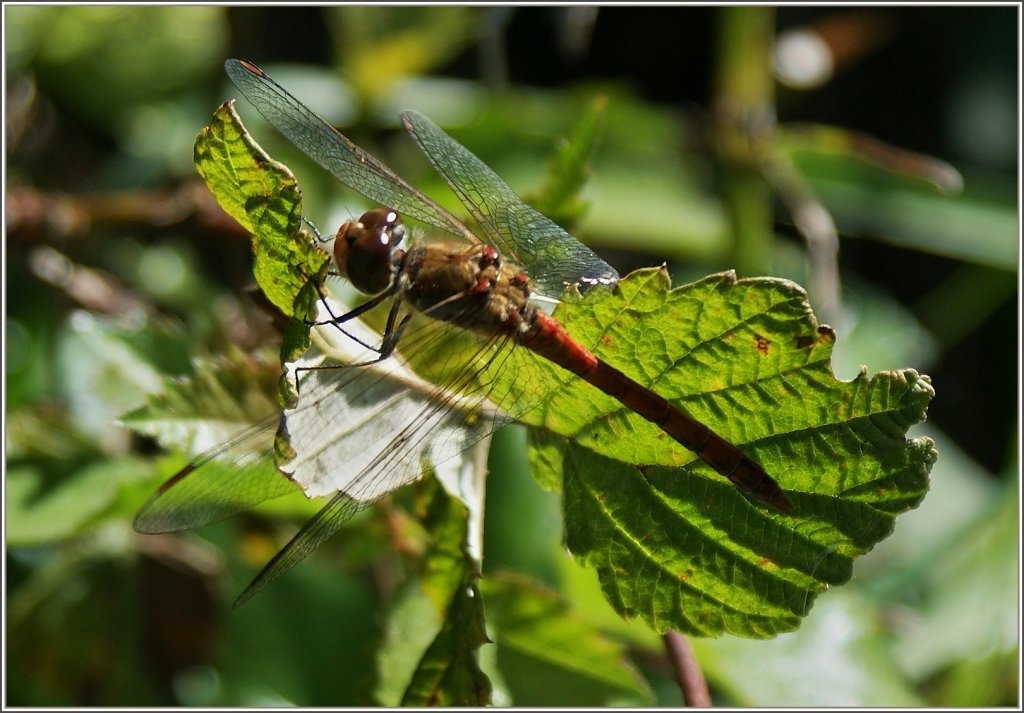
<box><xmin>522</xmin><ymin>312</ymin><xmax>793</xmax><ymax>513</ymax></box>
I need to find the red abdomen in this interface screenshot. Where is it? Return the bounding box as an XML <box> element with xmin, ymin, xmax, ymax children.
<box><xmin>519</xmin><ymin>312</ymin><xmax>792</xmax><ymax>512</ymax></box>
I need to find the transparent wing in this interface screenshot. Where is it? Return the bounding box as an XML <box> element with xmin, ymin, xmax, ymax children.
<box><xmin>233</xmin><ymin>489</ymin><xmax>358</xmax><ymax>607</ymax></box>
<box><xmin>133</xmin><ymin>413</ymin><xmax>294</xmax><ymax>534</ymax></box>
<box><xmin>225</xmin><ymin>59</ymin><xmax>618</xmax><ymax>296</ymax></box>
<box><xmin>224</xmin><ymin>59</ymin><xmax>476</xmax><ymax>243</ymax></box>
<box><xmin>232</xmin><ymin>358</ymin><xmax>490</xmax><ymax>607</ymax></box>
<box><xmin>232</xmin><ymin>309</ymin><xmax>524</xmax><ymax>605</ymax></box>
<box><xmin>136</xmin><ymin>292</ymin><xmax>552</xmax><ymax>604</ymax></box>
<box><xmin>148</xmin><ymin>60</ymin><xmax>618</xmax><ymax>601</ymax></box>
<box><xmin>401</xmin><ymin>110</ymin><xmax>619</xmax><ymax>296</ymax></box>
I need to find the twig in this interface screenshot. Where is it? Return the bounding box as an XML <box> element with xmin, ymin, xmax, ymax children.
<box><xmin>760</xmin><ymin>151</ymin><xmax>843</xmax><ymax>327</ymax></box>
<box><xmin>663</xmin><ymin>630</ymin><xmax>712</xmax><ymax>707</ymax></box>
<box><xmin>5</xmin><ymin>180</ymin><xmax>248</xmax><ymax>244</ymax></box>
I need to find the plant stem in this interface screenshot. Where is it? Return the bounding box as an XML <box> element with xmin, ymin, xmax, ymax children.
<box><xmin>663</xmin><ymin>630</ymin><xmax>711</xmax><ymax>707</ymax></box>
<box><xmin>712</xmin><ymin>6</ymin><xmax>777</xmax><ymax>277</ymax></box>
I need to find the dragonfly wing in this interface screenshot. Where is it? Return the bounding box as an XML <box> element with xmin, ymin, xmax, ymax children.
<box><xmin>233</xmin><ymin>401</ymin><xmax>488</xmax><ymax>608</ymax></box>
<box><xmin>233</xmin><ymin>488</ymin><xmax>359</xmax><ymax>607</ymax></box>
<box><xmin>224</xmin><ymin>59</ymin><xmax>475</xmax><ymax>242</ymax></box>
<box><xmin>281</xmin><ymin>314</ymin><xmax>495</xmax><ymax>502</ymax></box>
<box><xmin>136</xmin><ymin>293</ymin><xmax>508</xmax><ymax>604</ymax></box>
<box><xmin>133</xmin><ymin>413</ymin><xmax>296</xmax><ymax>534</ymax></box>
<box><xmin>234</xmin><ymin>324</ymin><xmax>497</xmax><ymax>607</ymax></box>
<box><xmin>401</xmin><ymin>110</ymin><xmax>619</xmax><ymax>296</ymax></box>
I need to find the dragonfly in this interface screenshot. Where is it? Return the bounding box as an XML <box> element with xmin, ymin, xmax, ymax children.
<box><xmin>135</xmin><ymin>59</ymin><xmax>792</xmax><ymax>606</ymax></box>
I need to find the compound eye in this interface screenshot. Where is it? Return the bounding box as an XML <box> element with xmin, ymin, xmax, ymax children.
<box><xmin>334</xmin><ymin>208</ymin><xmax>404</xmax><ymax>294</ymax></box>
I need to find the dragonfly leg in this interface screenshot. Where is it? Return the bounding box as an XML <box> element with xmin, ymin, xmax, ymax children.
<box><xmin>335</xmin><ymin>287</ymin><xmax>408</xmax><ymax>360</ymax></box>
<box><xmin>301</xmin><ymin>215</ymin><xmax>330</xmax><ymax>244</ymax></box>
<box><xmin>377</xmin><ymin>306</ymin><xmax>413</xmax><ymax>360</ymax></box>
<box><xmin>293</xmin><ymin>300</ymin><xmax>413</xmax><ymax>392</ymax></box>
<box><xmin>331</xmin><ymin>298</ymin><xmax>412</xmax><ymax>368</ymax></box>
<box><xmin>305</xmin><ymin>281</ymin><xmax>399</xmax><ymax>353</ymax></box>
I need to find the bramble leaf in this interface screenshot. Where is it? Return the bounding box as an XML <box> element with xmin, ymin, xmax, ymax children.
<box><xmin>519</xmin><ymin>269</ymin><xmax>936</xmax><ymax>637</ymax></box>
<box><xmin>190</xmin><ymin>102</ymin><xmax>936</xmax><ymax>640</ymax></box>
<box><xmin>193</xmin><ymin>100</ymin><xmax>329</xmax><ymax>319</ymax></box>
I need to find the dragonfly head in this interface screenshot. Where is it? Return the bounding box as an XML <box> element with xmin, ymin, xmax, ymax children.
<box><xmin>334</xmin><ymin>208</ymin><xmax>405</xmax><ymax>294</ymax></box>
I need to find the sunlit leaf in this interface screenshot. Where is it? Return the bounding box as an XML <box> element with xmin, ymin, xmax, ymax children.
<box><xmin>193</xmin><ymin>100</ymin><xmax>329</xmax><ymax>317</ymax></box>
<box><xmin>189</xmin><ymin>96</ymin><xmax>936</xmax><ymax>641</ymax></box>
<box><xmin>519</xmin><ymin>270</ymin><xmax>935</xmax><ymax>637</ymax></box>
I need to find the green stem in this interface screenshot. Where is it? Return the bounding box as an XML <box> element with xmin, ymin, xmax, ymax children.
<box><xmin>712</xmin><ymin>7</ymin><xmax>777</xmax><ymax>276</ymax></box>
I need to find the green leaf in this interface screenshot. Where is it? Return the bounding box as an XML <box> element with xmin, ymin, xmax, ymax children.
<box><xmin>515</xmin><ymin>268</ymin><xmax>935</xmax><ymax>638</ymax></box>
<box><xmin>893</xmin><ymin>476</ymin><xmax>1018</xmax><ymax>685</ymax></box>
<box><xmin>118</xmin><ymin>348</ymin><xmax>280</xmax><ymax>459</ymax></box>
<box><xmin>122</xmin><ymin>349</ymin><xmax>298</xmax><ymax>533</ymax></box>
<box><xmin>333</xmin><ymin>6</ymin><xmax>481</xmax><ymax>104</ymax></box>
<box><xmin>280</xmin><ymin>278</ymin><xmax>326</xmax><ymax>365</ymax></box>
<box><xmin>375</xmin><ymin>578</ymin><xmax>446</xmax><ymax>706</ymax></box>
<box><xmin>55</xmin><ymin>313</ymin><xmax>171</xmax><ymax>444</ymax></box>
<box><xmin>780</xmin><ymin>129</ymin><xmax>1016</xmax><ymax>272</ymax></box>
<box><xmin>528</xmin><ymin>95</ymin><xmax>607</xmax><ymax>228</ymax></box>
<box><xmin>780</xmin><ymin>123</ymin><xmax>963</xmax><ymax>194</ymax></box>
<box><xmin>400</xmin><ymin>577</ymin><xmax>491</xmax><ymax>706</ymax></box>
<box><xmin>7</xmin><ymin>458</ymin><xmax>151</xmax><ymax>545</ymax></box>
<box><xmin>192</xmin><ymin>100</ymin><xmax>935</xmax><ymax>641</ymax></box>
<box><xmin>193</xmin><ymin>100</ymin><xmax>329</xmax><ymax>317</ymax></box>
<box><xmin>391</xmin><ymin>476</ymin><xmax>491</xmax><ymax>706</ymax></box>
<box><xmin>481</xmin><ymin>571</ymin><xmax>653</xmax><ymax>706</ymax></box>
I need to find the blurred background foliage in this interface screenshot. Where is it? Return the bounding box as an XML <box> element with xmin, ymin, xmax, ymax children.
<box><xmin>4</xmin><ymin>5</ymin><xmax>1018</xmax><ymax>707</ymax></box>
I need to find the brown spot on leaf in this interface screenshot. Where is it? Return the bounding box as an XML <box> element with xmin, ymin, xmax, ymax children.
<box><xmin>754</xmin><ymin>333</ymin><xmax>771</xmax><ymax>355</ymax></box>
<box><xmin>796</xmin><ymin>325</ymin><xmax>836</xmax><ymax>348</ymax></box>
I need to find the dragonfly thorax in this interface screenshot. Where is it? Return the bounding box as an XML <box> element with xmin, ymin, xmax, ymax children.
<box><xmin>401</xmin><ymin>239</ymin><xmax>538</xmax><ymax>339</ymax></box>
<box><xmin>334</xmin><ymin>208</ymin><xmax>405</xmax><ymax>294</ymax></box>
